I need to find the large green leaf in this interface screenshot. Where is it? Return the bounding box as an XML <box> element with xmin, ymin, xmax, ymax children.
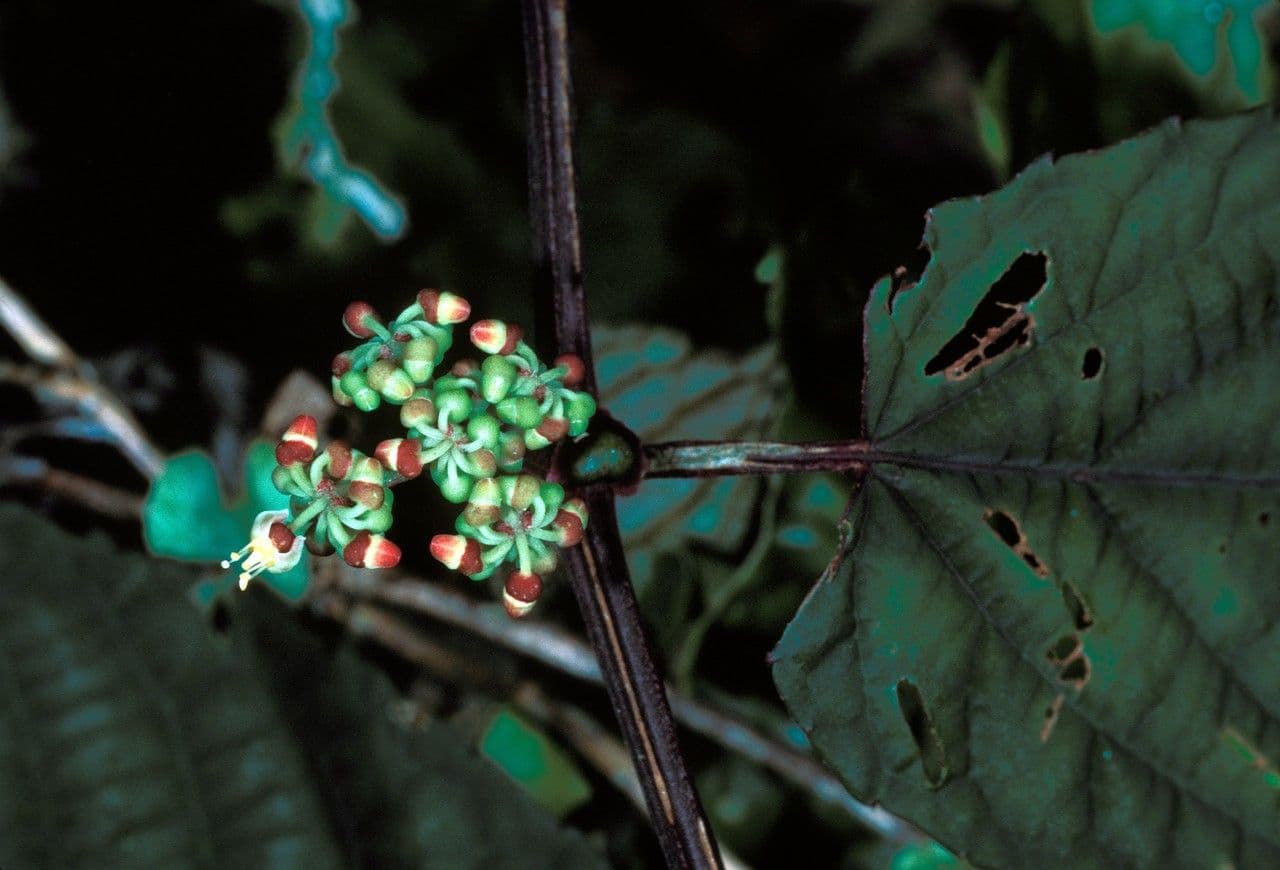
<box><xmin>0</xmin><ymin>504</ymin><xmax>340</xmax><ymax>868</ymax></box>
<box><xmin>0</xmin><ymin>505</ymin><xmax>604</xmax><ymax>868</ymax></box>
<box><xmin>773</xmin><ymin>108</ymin><xmax>1280</xmax><ymax>866</ymax></box>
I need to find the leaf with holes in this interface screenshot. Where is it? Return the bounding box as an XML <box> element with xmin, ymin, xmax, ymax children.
<box><xmin>773</xmin><ymin>107</ymin><xmax>1280</xmax><ymax>866</ymax></box>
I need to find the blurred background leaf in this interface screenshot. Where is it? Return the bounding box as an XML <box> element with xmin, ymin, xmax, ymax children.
<box><xmin>0</xmin><ymin>504</ymin><xmax>604</xmax><ymax>868</ymax></box>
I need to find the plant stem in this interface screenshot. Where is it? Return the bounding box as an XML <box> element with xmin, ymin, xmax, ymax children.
<box><xmin>521</xmin><ymin>3</ymin><xmax>722</xmax><ymax>866</ymax></box>
<box><xmin>643</xmin><ymin>439</ymin><xmax>874</xmax><ymax>478</ymax></box>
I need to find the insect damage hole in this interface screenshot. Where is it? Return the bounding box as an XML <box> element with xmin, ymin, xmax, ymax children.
<box><xmin>924</xmin><ymin>251</ymin><xmax>1048</xmax><ymax>380</ymax></box>
<box><xmin>1081</xmin><ymin>347</ymin><xmax>1104</xmax><ymax>379</ymax></box>
<box><xmin>895</xmin><ymin>679</ymin><xmax>950</xmax><ymax>787</ymax></box>
<box><xmin>983</xmin><ymin>509</ymin><xmax>1051</xmax><ymax>578</ymax></box>
<box><xmin>1046</xmin><ymin>633</ymin><xmax>1091</xmax><ymax>691</ymax></box>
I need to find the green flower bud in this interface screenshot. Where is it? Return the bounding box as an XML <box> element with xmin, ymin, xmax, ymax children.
<box><xmin>331</xmin><ymin>375</ymin><xmax>353</xmax><ymax>407</ymax></box>
<box><xmin>434</xmin><ymin>388</ymin><xmax>473</xmax><ymax>424</ymax></box>
<box><xmin>539</xmin><ymin>482</ymin><xmax>565</xmax><ymax>515</ymax></box>
<box><xmin>480</xmin><ymin>354</ymin><xmax>518</xmax><ymax>403</ymax></box>
<box><xmin>466</xmin><ymin>448</ymin><xmax>498</xmax><ymax>478</ymax></box>
<box><xmin>464</xmin><ymin>477</ymin><xmax>503</xmax><ymax>526</ymax></box>
<box><xmin>565</xmin><ymin>392</ymin><xmax>596</xmax><ymax>436</ymax></box>
<box><xmin>466</xmin><ymin>414</ymin><xmax>501</xmax><ymax>450</ymax></box>
<box><xmin>356</xmin><ymin>499</ymin><xmax>395</xmax><ymax>534</ymax></box>
<box><xmin>497</xmin><ymin>395</ymin><xmax>543</xmax><ymax>429</ymax></box>
<box><xmin>381</xmin><ymin>369</ymin><xmax>416</xmax><ymax>403</ymax></box>
<box><xmin>402</xmin><ymin>336</ymin><xmax>439</xmax><ymax>383</ymax></box>
<box><xmin>498</xmin><ymin>430</ymin><xmax>526</xmax><ymax>472</ymax></box>
<box><xmin>530</xmin><ymin>544</ymin><xmax>559</xmax><ymax>575</ymax></box>
<box><xmin>340</xmin><ymin>370</ymin><xmax>381</xmax><ymax>412</ymax></box>
<box><xmin>432</xmin><ymin>463</ymin><xmax>475</xmax><ymax>504</ymax></box>
<box><xmin>365</xmin><ymin>359</ymin><xmax>399</xmax><ymax>392</ymax></box>
<box><xmin>499</xmin><ymin>474</ymin><xmax>541</xmax><ymax>511</ymax></box>
<box><xmin>400</xmin><ymin>393</ymin><xmax>437</xmax><ymax>431</ymax></box>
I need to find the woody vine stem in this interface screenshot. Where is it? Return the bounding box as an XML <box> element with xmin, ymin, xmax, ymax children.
<box><xmin>521</xmin><ymin>1</ymin><xmax>722</xmax><ymax>867</ymax></box>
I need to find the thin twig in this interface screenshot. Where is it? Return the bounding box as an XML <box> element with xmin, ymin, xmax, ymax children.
<box><xmin>522</xmin><ymin>3</ymin><xmax>722</xmax><ymax>867</ymax></box>
<box><xmin>0</xmin><ymin>277</ymin><xmax>165</xmax><ymax>480</ymax></box>
<box><xmin>0</xmin><ymin>455</ymin><xmax>146</xmax><ymax>519</ymax></box>
<box><xmin>337</xmin><ymin>569</ymin><xmax>918</xmax><ymax>844</ymax></box>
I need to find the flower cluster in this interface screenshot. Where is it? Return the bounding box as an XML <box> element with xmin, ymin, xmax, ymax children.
<box><xmin>226</xmin><ymin>290</ymin><xmax>594</xmax><ymax>619</ymax></box>
<box><xmin>222</xmin><ymin>414</ymin><xmax>403</xmax><ymax>589</ymax></box>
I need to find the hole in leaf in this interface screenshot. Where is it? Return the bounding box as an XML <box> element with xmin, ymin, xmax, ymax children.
<box><xmin>1081</xmin><ymin>347</ymin><xmax>1103</xmax><ymax>379</ymax></box>
<box><xmin>1046</xmin><ymin>633</ymin><xmax>1091</xmax><ymax>690</ymax></box>
<box><xmin>895</xmin><ymin>679</ymin><xmax>949</xmax><ymax>787</ymax></box>
<box><xmin>1061</xmin><ymin>580</ymin><xmax>1094</xmax><ymax>631</ymax></box>
<box><xmin>983</xmin><ymin>508</ymin><xmax>1051</xmax><ymax>578</ymax></box>
<box><xmin>1047</xmin><ymin>634</ymin><xmax>1080</xmax><ymax>664</ymax></box>
<box><xmin>984</xmin><ymin>509</ymin><xmax>1021</xmax><ymax>546</ymax></box>
<box><xmin>1260</xmin><ymin>513</ymin><xmax>1271</xmax><ymax>527</ymax></box>
<box><xmin>924</xmin><ymin>251</ymin><xmax>1048</xmax><ymax>380</ymax></box>
<box><xmin>1058</xmin><ymin>656</ymin><xmax>1090</xmax><ymax>687</ymax></box>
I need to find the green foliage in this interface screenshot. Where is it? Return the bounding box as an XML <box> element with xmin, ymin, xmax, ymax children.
<box><xmin>774</xmin><ymin>108</ymin><xmax>1280</xmax><ymax>865</ymax></box>
<box><xmin>0</xmin><ymin>505</ymin><xmax>603</xmax><ymax>868</ymax></box>
<box><xmin>144</xmin><ymin>442</ymin><xmax>310</xmax><ymax>604</ymax></box>
<box><xmin>598</xmin><ymin>325</ymin><xmax>785</xmax><ymax>591</ymax></box>
<box><xmin>478</xmin><ymin>709</ymin><xmax>592</xmax><ymax>819</ymax></box>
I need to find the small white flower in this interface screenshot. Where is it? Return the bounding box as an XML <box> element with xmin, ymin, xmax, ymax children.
<box><xmin>222</xmin><ymin>510</ymin><xmax>305</xmax><ymax>589</ymax></box>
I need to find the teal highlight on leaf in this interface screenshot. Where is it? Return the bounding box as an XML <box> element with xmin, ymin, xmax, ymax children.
<box><xmin>890</xmin><ymin>841</ymin><xmax>959</xmax><ymax>870</ymax></box>
<box><xmin>479</xmin><ymin>709</ymin><xmax>592</xmax><ymax>819</ymax></box>
<box><xmin>144</xmin><ymin>441</ymin><xmax>311</xmax><ymax>605</ymax></box>
<box><xmin>1091</xmin><ymin>0</ymin><xmax>1270</xmax><ymax>100</ymax></box>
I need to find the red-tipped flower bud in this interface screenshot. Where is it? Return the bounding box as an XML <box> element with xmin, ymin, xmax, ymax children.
<box><xmin>430</xmin><ymin>534</ymin><xmax>483</xmax><ymax>575</ymax></box>
<box><xmin>343</xmin><ymin>301</ymin><xmax>383</xmax><ymax>338</ymax></box>
<box><xmin>331</xmin><ymin>351</ymin><xmax>355</xmax><ymax>376</ymax></box>
<box><xmin>343</xmin><ymin>532</ymin><xmax>401</xmax><ymax>569</ymax></box>
<box><xmin>554</xmin><ymin>353</ymin><xmax>586</xmax><ymax>387</ymax></box>
<box><xmin>503</xmin><ymin>571</ymin><xmax>542</xmax><ymax>619</ymax></box>
<box><xmin>470</xmin><ymin>319</ymin><xmax>523</xmax><ymax>355</ymax></box>
<box><xmin>551</xmin><ymin>509</ymin><xmax>584</xmax><ymax>547</ymax></box>
<box><xmin>347</xmin><ymin>456</ymin><xmax>385</xmax><ymax>508</ymax></box>
<box><xmin>276</xmin><ymin>414</ymin><xmax>319</xmax><ymax>466</ymax></box>
<box><xmin>418</xmin><ymin>289</ymin><xmax>471</xmax><ymax>324</ymax></box>
<box><xmin>375</xmin><ymin>438</ymin><xmax>423</xmax><ymax>479</ymax></box>
<box><xmin>451</xmin><ymin>358</ymin><xmax>480</xmax><ymax>377</ymax></box>
<box><xmin>561</xmin><ymin>497</ymin><xmax>588</xmax><ymax>529</ymax></box>
<box><xmin>325</xmin><ymin>440</ymin><xmax>353</xmax><ymax>480</ymax></box>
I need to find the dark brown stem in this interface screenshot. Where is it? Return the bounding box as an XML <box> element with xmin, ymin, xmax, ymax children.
<box><xmin>522</xmin><ymin>3</ymin><xmax>722</xmax><ymax>866</ymax></box>
<box><xmin>644</xmin><ymin>440</ymin><xmax>874</xmax><ymax>478</ymax></box>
